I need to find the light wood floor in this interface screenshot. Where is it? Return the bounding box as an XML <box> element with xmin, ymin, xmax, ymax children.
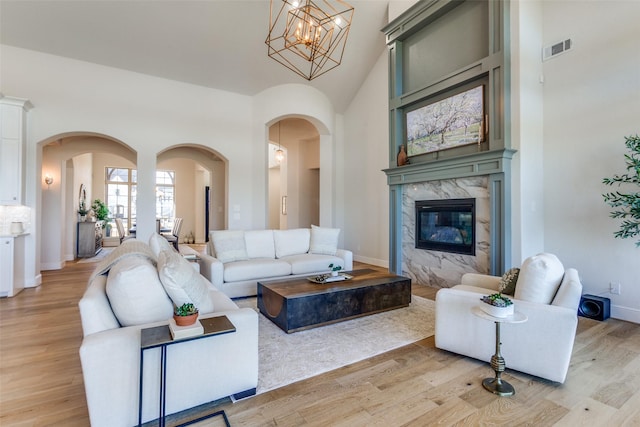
<box><xmin>1</xmin><ymin>254</ymin><xmax>640</xmax><ymax>426</ymax></box>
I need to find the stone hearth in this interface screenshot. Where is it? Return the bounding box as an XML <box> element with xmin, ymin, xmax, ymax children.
<box><xmin>402</xmin><ymin>177</ymin><xmax>490</xmax><ymax>288</ymax></box>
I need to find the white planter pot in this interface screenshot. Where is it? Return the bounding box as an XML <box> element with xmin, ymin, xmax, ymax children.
<box><xmin>479</xmin><ymin>302</ymin><xmax>514</xmax><ymax>318</ymax></box>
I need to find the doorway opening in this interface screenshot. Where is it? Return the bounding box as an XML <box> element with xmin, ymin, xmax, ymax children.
<box><xmin>268</xmin><ymin>118</ymin><xmax>320</xmax><ymax>230</ymax></box>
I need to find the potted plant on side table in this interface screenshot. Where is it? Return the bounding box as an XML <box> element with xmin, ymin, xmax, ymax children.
<box><xmin>480</xmin><ymin>293</ymin><xmax>514</xmax><ymax>318</ymax></box>
<box><xmin>173</xmin><ymin>303</ymin><xmax>199</xmax><ymax>326</ymax></box>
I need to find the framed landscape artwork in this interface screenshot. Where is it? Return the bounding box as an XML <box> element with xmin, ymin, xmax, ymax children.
<box><xmin>406</xmin><ymin>85</ymin><xmax>485</xmax><ymax>156</ymax></box>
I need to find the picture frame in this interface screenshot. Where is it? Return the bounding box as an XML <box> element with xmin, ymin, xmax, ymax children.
<box><xmin>406</xmin><ymin>85</ymin><xmax>485</xmax><ymax>156</ymax></box>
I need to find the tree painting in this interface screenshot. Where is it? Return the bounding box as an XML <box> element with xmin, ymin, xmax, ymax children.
<box><xmin>406</xmin><ymin>85</ymin><xmax>484</xmax><ymax>156</ymax></box>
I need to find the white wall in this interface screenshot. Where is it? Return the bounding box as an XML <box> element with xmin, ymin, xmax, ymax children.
<box><xmin>343</xmin><ymin>51</ymin><xmax>390</xmax><ymax>267</ymax></box>
<box><xmin>540</xmin><ymin>0</ymin><xmax>640</xmax><ymax>322</ymax></box>
<box><xmin>510</xmin><ymin>0</ymin><xmax>545</xmax><ymax>264</ymax></box>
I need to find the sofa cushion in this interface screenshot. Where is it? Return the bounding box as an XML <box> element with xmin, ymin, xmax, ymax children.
<box><xmin>514</xmin><ymin>253</ymin><xmax>565</xmax><ymax>304</ymax></box>
<box><xmin>211</xmin><ymin>230</ymin><xmax>249</xmax><ymax>263</ymax></box>
<box><xmin>281</xmin><ymin>253</ymin><xmax>345</xmax><ymax>275</ymax></box>
<box><xmin>105</xmin><ymin>256</ymin><xmax>174</xmax><ymax>326</ymax></box>
<box><xmin>245</xmin><ymin>230</ymin><xmax>275</xmax><ymax>259</ymax></box>
<box><xmin>157</xmin><ymin>249</ymin><xmax>215</xmax><ymax>313</ymax></box>
<box><xmin>223</xmin><ymin>258</ymin><xmax>292</xmax><ymax>282</ymax></box>
<box><xmin>309</xmin><ymin>225</ymin><xmax>340</xmax><ymax>256</ymax></box>
<box><xmin>149</xmin><ymin>232</ymin><xmax>173</xmax><ymax>257</ymax></box>
<box><xmin>273</xmin><ymin>228</ymin><xmax>310</xmax><ymax>258</ymax></box>
<box><xmin>499</xmin><ymin>267</ymin><xmax>520</xmax><ymax>295</ymax></box>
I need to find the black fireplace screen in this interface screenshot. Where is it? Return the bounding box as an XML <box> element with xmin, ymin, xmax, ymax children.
<box><xmin>415</xmin><ymin>198</ymin><xmax>475</xmax><ymax>255</ymax></box>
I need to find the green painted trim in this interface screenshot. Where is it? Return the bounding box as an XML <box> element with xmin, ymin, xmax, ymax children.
<box><xmin>383</xmin><ymin>149</ymin><xmax>515</xmax><ymax>184</ymax></box>
<box><xmin>388</xmin><ymin>186</ymin><xmax>403</xmax><ymax>274</ymax></box>
<box><xmin>382</xmin><ymin>0</ymin><xmax>465</xmax><ymax>44</ymax></box>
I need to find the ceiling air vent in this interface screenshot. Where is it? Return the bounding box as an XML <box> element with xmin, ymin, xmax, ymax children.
<box><xmin>542</xmin><ymin>38</ymin><xmax>572</xmax><ymax>61</ymax></box>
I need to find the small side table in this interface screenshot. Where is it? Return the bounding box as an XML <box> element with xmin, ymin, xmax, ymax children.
<box><xmin>139</xmin><ymin>315</ymin><xmax>236</xmax><ymax>427</ymax></box>
<box><xmin>471</xmin><ymin>306</ymin><xmax>528</xmax><ymax>396</ymax></box>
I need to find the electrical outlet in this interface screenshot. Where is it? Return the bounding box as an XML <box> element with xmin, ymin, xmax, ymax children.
<box><xmin>610</xmin><ymin>282</ymin><xmax>621</xmax><ymax>295</ymax></box>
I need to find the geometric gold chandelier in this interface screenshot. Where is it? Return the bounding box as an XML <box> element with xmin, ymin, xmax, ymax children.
<box><xmin>266</xmin><ymin>0</ymin><xmax>354</xmax><ymax>81</ymax></box>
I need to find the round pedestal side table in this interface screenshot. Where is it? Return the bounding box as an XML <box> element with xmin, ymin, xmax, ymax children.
<box><xmin>471</xmin><ymin>306</ymin><xmax>528</xmax><ymax>397</ymax></box>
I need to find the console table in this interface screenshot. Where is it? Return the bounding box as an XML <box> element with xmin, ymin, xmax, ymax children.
<box><xmin>77</xmin><ymin>221</ymin><xmax>103</xmax><ymax>258</ymax></box>
<box><xmin>138</xmin><ymin>316</ymin><xmax>236</xmax><ymax>427</ymax></box>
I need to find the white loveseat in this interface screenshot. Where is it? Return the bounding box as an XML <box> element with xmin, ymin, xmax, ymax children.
<box><xmin>435</xmin><ymin>253</ymin><xmax>583</xmax><ymax>383</ymax></box>
<box><xmin>197</xmin><ymin>227</ymin><xmax>353</xmax><ymax>298</ymax></box>
<box><xmin>78</xmin><ymin>236</ymin><xmax>258</xmax><ymax>427</ymax></box>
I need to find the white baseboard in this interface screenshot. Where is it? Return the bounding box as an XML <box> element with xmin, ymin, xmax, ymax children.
<box><xmin>611</xmin><ymin>304</ymin><xmax>640</xmax><ymax>324</ymax></box>
<box><xmin>25</xmin><ymin>274</ymin><xmax>42</xmax><ymax>288</ymax></box>
<box><xmin>353</xmin><ymin>255</ymin><xmax>388</xmax><ymax>268</ymax></box>
<box><xmin>41</xmin><ymin>261</ymin><xmax>65</xmax><ymax>271</ymax></box>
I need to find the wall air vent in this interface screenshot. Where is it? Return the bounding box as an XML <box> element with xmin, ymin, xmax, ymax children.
<box><xmin>542</xmin><ymin>38</ymin><xmax>572</xmax><ymax>61</ymax></box>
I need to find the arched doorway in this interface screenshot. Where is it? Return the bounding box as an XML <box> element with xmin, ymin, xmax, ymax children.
<box><xmin>157</xmin><ymin>145</ymin><xmax>227</xmax><ymax>244</ymax></box>
<box><xmin>267</xmin><ymin>118</ymin><xmax>320</xmax><ymax>230</ymax></box>
<box><xmin>40</xmin><ymin>133</ymin><xmax>135</xmax><ymax>269</ymax></box>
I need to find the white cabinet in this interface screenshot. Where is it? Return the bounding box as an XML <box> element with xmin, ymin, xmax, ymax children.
<box><xmin>0</xmin><ymin>235</ymin><xmax>26</xmax><ymax>298</ymax></box>
<box><xmin>0</xmin><ymin>96</ymin><xmax>32</xmax><ymax>205</ymax></box>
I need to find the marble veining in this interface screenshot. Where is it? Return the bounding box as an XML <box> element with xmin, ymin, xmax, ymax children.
<box><xmin>401</xmin><ymin>177</ymin><xmax>490</xmax><ymax>288</ymax></box>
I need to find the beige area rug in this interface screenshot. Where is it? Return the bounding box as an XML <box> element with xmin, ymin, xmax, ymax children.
<box><xmin>77</xmin><ymin>247</ymin><xmax>114</xmax><ymax>263</ymax></box>
<box><xmin>235</xmin><ymin>295</ymin><xmax>435</xmax><ymax>394</ymax></box>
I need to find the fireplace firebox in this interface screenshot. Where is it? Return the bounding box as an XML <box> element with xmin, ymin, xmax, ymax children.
<box><xmin>415</xmin><ymin>198</ymin><xmax>475</xmax><ymax>255</ymax></box>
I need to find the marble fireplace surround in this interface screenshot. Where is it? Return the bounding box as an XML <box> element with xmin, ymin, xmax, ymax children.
<box><xmin>384</xmin><ymin>149</ymin><xmax>515</xmax><ymax>288</ymax></box>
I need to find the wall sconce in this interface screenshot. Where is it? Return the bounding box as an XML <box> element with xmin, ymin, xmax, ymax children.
<box><xmin>44</xmin><ymin>174</ymin><xmax>54</xmax><ymax>188</ymax></box>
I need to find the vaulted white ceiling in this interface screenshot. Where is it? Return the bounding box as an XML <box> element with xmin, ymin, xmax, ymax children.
<box><xmin>1</xmin><ymin>0</ymin><xmax>403</xmax><ymax>113</ymax></box>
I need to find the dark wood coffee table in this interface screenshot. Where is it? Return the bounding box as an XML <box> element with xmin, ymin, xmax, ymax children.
<box><xmin>257</xmin><ymin>269</ymin><xmax>411</xmax><ymax>333</ymax></box>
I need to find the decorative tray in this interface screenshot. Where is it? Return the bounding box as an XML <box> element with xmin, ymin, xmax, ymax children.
<box><xmin>307</xmin><ymin>273</ymin><xmax>353</xmax><ymax>284</ymax></box>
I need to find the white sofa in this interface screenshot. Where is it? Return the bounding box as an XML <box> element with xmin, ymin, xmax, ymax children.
<box><xmin>196</xmin><ymin>227</ymin><xmax>353</xmax><ymax>298</ymax></box>
<box><xmin>435</xmin><ymin>253</ymin><xmax>583</xmax><ymax>383</ymax></box>
<box><xmin>78</xmin><ymin>237</ymin><xmax>258</xmax><ymax>427</ymax></box>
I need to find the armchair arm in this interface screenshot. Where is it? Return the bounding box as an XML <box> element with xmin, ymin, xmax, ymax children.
<box><xmin>460</xmin><ymin>273</ymin><xmax>501</xmax><ymax>291</ymax></box>
<box><xmin>197</xmin><ymin>252</ymin><xmax>224</xmax><ymax>287</ymax></box>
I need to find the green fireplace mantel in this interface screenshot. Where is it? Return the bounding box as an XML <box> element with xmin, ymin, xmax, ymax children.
<box><xmin>383</xmin><ymin>149</ymin><xmax>516</xmax><ymax>186</ymax></box>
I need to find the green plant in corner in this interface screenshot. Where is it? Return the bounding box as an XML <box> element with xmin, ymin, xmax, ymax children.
<box><xmin>91</xmin><ymin>199</ymin><xmax>110</xmax><ymax>228</ymax></box>
<box><xmin>602</xmin><ymin>134</ymin><xmax>640</xmax><ymax>247</ymax></box>
<box><xmin>174</xmin><ymin>303</ymin><xmax>198</xmax><ymax>317</ymax></box>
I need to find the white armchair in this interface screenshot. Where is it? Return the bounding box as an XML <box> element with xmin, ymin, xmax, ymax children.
<box><xmin>435</xmin><ymin>253</ymin><xmax>582</xmax><ymax>383</ymax></box>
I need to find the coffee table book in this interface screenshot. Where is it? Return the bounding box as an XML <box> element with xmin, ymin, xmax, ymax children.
<box><xmin>169</xmin><ymin>318</ymin><xmax>204</xmax><ymax>340</ymax></box>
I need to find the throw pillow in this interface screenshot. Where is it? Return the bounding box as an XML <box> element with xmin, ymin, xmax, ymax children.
<box><xmin>157</xmin><ymin>249</ymin><xmax>215</xmax><ymax>313</ymax></box>
<box><xmin>498</xmin><ymin>267</ymin><xmax>520</xmax><ymax>295</ymax></box>
<box><xmin>273</xmin><ymin>228</ymin><xmax>311</xmax><ymax>258</ymax></box>
<box><xmin>105</xmin><ymin>256</ymin><xmax>173</xmax><ymax>326</ymax></box>
<box><xmin>210</xmin><ymin>230</ymin><xmax>248</xmax><ymax>263</ymax></box>
<box><xmin>514</xmin><ymin>253</ymin><xmax>565</xmax><ymax>304</ymax></box>
<box><xmin>245</xmin><ymin>230</ymin><xmax>276</xmax><ymax>259</ymax></box>
<box><xmin>309</xmin><ymin>225</ymin><xmax>340</xmax><ymax>256</ymax></box>
<box><xmin>149</xmin><ymin>232</ymin><xmax>173</xmax><ymax>257</ymax></box>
